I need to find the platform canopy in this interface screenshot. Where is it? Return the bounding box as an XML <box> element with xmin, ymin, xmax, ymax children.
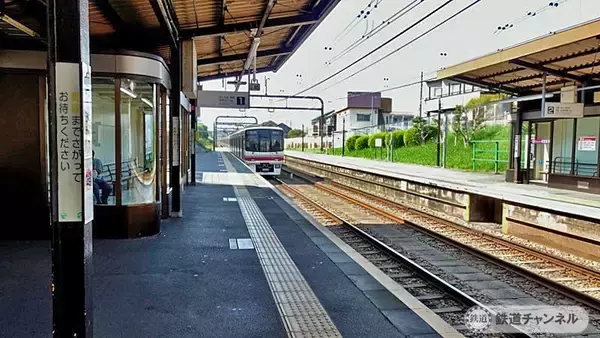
<box><xmin>0</xmin><ymin>0</ymin><xmax>339</xmax><ymax>81</ymax></box>
<box><xmin>437</xmin><ymin>18</ymin><xmax>600</xmax><ymax>96</ymax></box>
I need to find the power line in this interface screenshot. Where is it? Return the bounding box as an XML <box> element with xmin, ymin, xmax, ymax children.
<box><xmin>494</xmin><ymin>0</ymin><xmax>572</xmax><ymax>34</ymax></box>
<box><xmin>326</xmin><ymin>0</ymin><xmax>424</xmax><ymax>65</ymax></box>
<box><xmin>292</xmin><ymin>0</ymin><xmax>456</xmax><ymax>97</ymax></box>
<box><xmin>327</xmin><ymin>0</ymin><xmax>382</xmax><ymax>48</ymax></box>
<box><xmin>324</xmin><ymin>0</ymin><xmax>482</xmax><ymax>90</ymax></box>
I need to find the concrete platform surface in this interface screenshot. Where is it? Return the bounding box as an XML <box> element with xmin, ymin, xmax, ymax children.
<box><xmin>0</xmin><ymin>149</ymin><xmax>442</xmax><ymax>337</ymax></box>
<box><xmin>286</xmin><ymin>151</ymin><xmax>600</xmax><ymax>220</ymax></box>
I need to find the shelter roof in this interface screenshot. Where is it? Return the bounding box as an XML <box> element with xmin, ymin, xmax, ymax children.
<box><xmin>0</xmin><ymin>0</ymin><xmax>340</xmax><ymax>81</ymax></box>
<box><xmin>437</xmin><ymin>18</ymin><xmax>600</xmax><ymax>95</ymax></box>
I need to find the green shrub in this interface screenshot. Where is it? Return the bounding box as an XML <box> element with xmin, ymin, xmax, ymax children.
<box><xmin>368</xmin><ymin>132</ymin><xmax>388</xmax><ymax>149</ymax></box>
<box><xmin>423</xmin><ymin>124</ymin><xmax>438</xmax><ymax>142</ymax></box>
<box><xmin>345</xmin><ymin>135</ymin><xmax>360</xmax><ymax>151</ymax></box>
<box><xmin>404</xmin><ymin>127</ymin><xmax>421</xmax><ymax>146</ymax></box>
<box><xmin>385</xmin><ymin>130</ymin><xmax>405</xmax><ymax>148</ymax></box>
<box><xmin>355</xmin><ymin>135</ymin><xmax>369</xmax><ymax>150</ymax></box>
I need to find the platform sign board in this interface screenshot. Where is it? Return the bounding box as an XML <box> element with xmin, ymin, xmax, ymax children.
<box><xmin>542</xmin><ymin>102</ymin><xmax>584</xmax><ymax>118</ymax></box>
<box><xmin>375</xmin><ymin>138</ymin><xmax>383</xmax><ymax>148</ymax></box>
<box><xmin>197</xmin><ymin>90</ymin><xmax>249</xmax><ymax>109</ymax></box>
<box><xmin>55</xmin><ymin>62</ymin><xmax>90</xmax><ymax>222</ymax></box>
<box><xmin>530</xmin><ymin>138</ymin><xmax>550</xmax><ymax>144</ymax></box>
<box><xmin>578</xmin><ymin>136</ymin><xmax>596</xmax><ymax>151</ymax></box>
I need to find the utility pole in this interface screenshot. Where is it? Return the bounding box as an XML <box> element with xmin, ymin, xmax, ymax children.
<box><xmin>342</xmin><ymin>117</ymin><xmax>346</xmax><ymax>157</ymax></box>
<box><xmin>301</xmin><ymin>123</ymin><xmax>305</xmax><ymax>152</ymax></box>
<box><xmin>437</xmin><ymin>98</ymin><xmax>441</xmax><ymax>167</ymax></box>
<box><xmin>419</xmin><ymin>71</ymin><xmax>424</xmax><ymax>144</ymax></box>
<box><xmin>443</xmin><ymin>111</ymin><xmax>448</xmax><ymax>168</ymax></box>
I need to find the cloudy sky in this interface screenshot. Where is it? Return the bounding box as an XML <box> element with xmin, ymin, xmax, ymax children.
<box><xmin>198</xmin><ymin>0</ymin><xmax>600</xmax><ymax>130</ymax></box>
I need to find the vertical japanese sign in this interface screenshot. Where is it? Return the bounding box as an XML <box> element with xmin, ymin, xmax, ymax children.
<box><xmin>55</xmin><ymin>62</ymin><xmax>93</xmax><ymax>223</ymax></box>
<box><xmin>173</xmin><ymin>116</ymin><xmax>180</xmax><ymax>166</ymax></box>
<box><xmin>82</xmin><ymin>62</ymin><xmax>94</xmax><ymax>223</ymax></box>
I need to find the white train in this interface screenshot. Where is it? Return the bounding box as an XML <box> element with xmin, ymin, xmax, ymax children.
<box><xmin>221</xmin><ymin>126</ymin><xmax>284</xmax><ymax>175</ymax></box>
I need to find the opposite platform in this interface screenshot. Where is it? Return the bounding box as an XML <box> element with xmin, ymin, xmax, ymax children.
<box><xmin>285</xmin><ymin>151</ymin><xmax>600</xmax><ymax>221</ymax></box>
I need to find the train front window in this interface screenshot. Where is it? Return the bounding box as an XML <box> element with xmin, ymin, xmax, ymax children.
<box><xmin>271</xmin><ymin>130</ymin><xmax>283</xmax><ymax>152</ymax></box>
<box><xmin>245</xmin><ymin>129</ymin><xmax>283</xmax><ymax>152</ymax></box>
<box><xmin>245</xmin><ymin>130</ymin><xmax>259</xmax><ymax>152</ymax></box>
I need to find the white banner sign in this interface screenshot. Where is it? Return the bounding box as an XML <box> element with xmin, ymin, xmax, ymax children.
<box><xmin>543</xmin><ymin>102</ymin><xmax>584</xmax><ymax>118</ymax></box>
<box><xmin>375</xmin><ymin>138</ymin><xmax>383</xmax><ymax>148</ymax></box>
<box><xmin>56</xmin><ymin>62</ymin><xmax>88</xmax><ymax>222</ymax></box>
<box><xmin>578</xmin><ymin>136</ymin><xmax>596</xmax><ymax>151</ymax></box>
<box><xmin>197</xmin><ymin>90</ymin><xmax>249</xmax><ymax>109</ymax></box>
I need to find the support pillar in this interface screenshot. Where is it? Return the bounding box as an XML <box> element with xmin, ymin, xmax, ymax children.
<box><xmin>190</xmin><ymin>99</ymin><xmax>197</xmax><ymax>185</ymax></box>
<box><xmin>513</xmin><ymin>104</ymin><xmax>523</xmax><ymax>183</ymax></box>
<box><xmin>47</xmin><ymin>0</ymin><xmax>93</xmax><ymax>334</ymax></box>
<box><xmin>170</xmin><ymin>42</ymin><xmax>182</xmax><ymax>217</ymax></box>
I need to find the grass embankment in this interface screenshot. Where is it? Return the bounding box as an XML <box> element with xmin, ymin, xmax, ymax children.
<box><xmin>292</xmin><ymin>126</ymin><xmax>512</xmax><ymax>173</ymax></box>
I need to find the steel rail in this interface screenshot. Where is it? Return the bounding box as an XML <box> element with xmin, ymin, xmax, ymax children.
<box><xmin>282</xmin><ymin>165</ymin><xmax>600</xmax><ymax>313</ymax></box>
<box><xmin>273</xmin><ymin>176</ymin><xmax>531</xmax><ymax>337</ymax></box>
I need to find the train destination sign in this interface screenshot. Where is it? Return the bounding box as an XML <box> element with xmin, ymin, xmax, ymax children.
<box><xmin>197</xmin><ymin>90</ymin><xmax>250</xmax><ymax>109</ymax></box>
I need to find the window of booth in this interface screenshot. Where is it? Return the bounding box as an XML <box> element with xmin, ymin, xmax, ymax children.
<box><xmin>92</xmin><ymin>77</ymin><xmax>117</xmax><ymax>205</ymax></box>
<box><xmin>119</xmin><ymin>79</ymin><xmax>156</xmax><ymax>204</ymax></box>
<box><xmin>552</xmin><ymin>119</ymin><xmax>574</xmax><ymax>175</ymax></box>
<box><xmin>574</xmin><ymin>116</ymin><xmax>599</xmax><ymax>177</ymax></box>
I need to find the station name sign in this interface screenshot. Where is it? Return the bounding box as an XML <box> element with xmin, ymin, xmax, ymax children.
<box><xmin>542</xmin><ymin>102</ymin><xmax>584</xmax><ymax>118</ymax></box>
<box><xmin>197</xmin><ymin>90</ymin><xmax>250</xmax><ymax>109</ymax></box>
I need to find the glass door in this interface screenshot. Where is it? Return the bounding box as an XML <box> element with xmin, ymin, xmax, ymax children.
<box><xmin>529</xmin><ymin>122</ymin><xmax>552</xmax><ymax>183</ymax></box>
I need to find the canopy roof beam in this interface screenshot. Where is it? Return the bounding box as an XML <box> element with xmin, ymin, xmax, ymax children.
<box><xmin>181</xmin><ymin>14</ymin><xmax>317</xmax><ymax>40</ymax></box>
<box><xmin>198</xmin><ymin>46</ymin><xmax>293</xmax><ymax>66</ymax></box>
<box><xmin>510</xmin><ymin>59</ymin><xmax>588</xmax><ymax>84</ymax></box>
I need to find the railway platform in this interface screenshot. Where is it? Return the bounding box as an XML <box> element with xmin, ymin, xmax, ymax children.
<box><xmin>285</xmin><ymin>151</ymin><xmax>600</xmax><ymax>220</ymax></box>
<box><xmin>284</xmin><ymin>151</ymin><xmax>600</xmax><ymax>263</ymax></box>
<box><xmin>0</xmin><ymin>150</ymin><xmax>454</xmax><ymax>337</ymax></box>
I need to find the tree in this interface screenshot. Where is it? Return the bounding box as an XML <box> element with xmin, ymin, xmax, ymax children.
<box><xmin>452</xmin><ymin>94</ymin><xmax>503</xmax><ymax>147</ymax></box>
<box><xmin>286</xmin><ymin>129</ymin><xmax>305</xmax><ymax>138</ymax></box>
<box><xmin>197</xmin><ymin>122</ymin><xmax>209</xmax><ymax>139</ymax></box>
<box><xmin>411</xmin><ymin>116</ymin><xmax>437</xmax><ymax>144</ymax></box>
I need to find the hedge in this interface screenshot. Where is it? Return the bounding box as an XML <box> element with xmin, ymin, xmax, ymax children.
<box><xmin>368</xmin><ymin>132</ymin><xmax>388</xmax><ymax>149</ymax></box>
<box><xmin>345</xmin><ymin>135</ymin><xmax>360</xmax><ymax>151</ymax></box>
<box><xmin>385</xmin><ymin>130</ymin><xmax>405</xmax><ymax>148</ymax></box>
<box><xmin>355</xmin><ymin>135</ymin><xmax>369</xmax><ymax>150</ymax></box>
<box><xmin>403</xmin><ymin>127</ymin><xmax>421</xmax><ymax>146</ymax></box>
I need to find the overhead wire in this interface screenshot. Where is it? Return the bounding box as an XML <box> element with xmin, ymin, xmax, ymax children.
<box><xmin>326</xmin><ymin>0</ymin><xmax>424</xmax><ymax>65</ymax></box>
<box><xmin>291</xmin><ymin>0</ymin><xmax>457</xmax><ymax>97</ymax></box>
<box><xmin>323</xmin><ymin>0</ymin><xmax>482</xmax><ymax>91</ymax></box>
<box><xmin>326</xmin><ymin>0</ymin><xmax>382</xmax><ymax>48</ymax></box>
<box><xmin>493</xmin><ymin>0</ymin><xmax>572</xmax><ymax>34</ymax></box>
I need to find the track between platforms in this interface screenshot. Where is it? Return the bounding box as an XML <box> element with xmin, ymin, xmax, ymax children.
<box><xmin>273</xmin><ymin>175</ymin><xmax>528</xmax><ymax>337</ymax></box>
<box><xmin>280</xmin><ymin>166</ymin><xmax>600</xmax><ymax>313</ymax></box>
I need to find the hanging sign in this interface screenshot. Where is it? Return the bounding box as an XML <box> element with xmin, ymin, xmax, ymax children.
<box><xmin>55</xmin><ymin>62</ymin><xmax>90</xmax><ymax>222</ymax></box>
<box><xmin>578</xmin><ymin>136</ymin><xmax>597</xmax><ymax>152</ymax></box>
<box><xmin>197</xmin><ymin>90</ymin><xmax>249</xmax><ymax>109</ymax></box>
<box><xmin>542</xmin><ymin>102</ymin><xmax>584</xmax><ymax>118</ymax></box>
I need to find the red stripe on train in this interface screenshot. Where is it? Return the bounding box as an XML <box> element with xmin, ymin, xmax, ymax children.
<box><xmin>243</xmin><ymin>156</ymin><xmax>284</xmax><ymax>162</ymax></box>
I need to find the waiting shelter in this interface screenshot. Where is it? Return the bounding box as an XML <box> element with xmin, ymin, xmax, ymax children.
<box><xmin>437</xmin><ymin>18</ymin><xmax>600</xmax><ymax>194</ymax></box>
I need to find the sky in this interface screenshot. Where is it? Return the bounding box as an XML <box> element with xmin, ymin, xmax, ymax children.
<box><xmin>198</xmin><ymin>0</ymin><xmax>600</xmax><ymax>130</ymax></box>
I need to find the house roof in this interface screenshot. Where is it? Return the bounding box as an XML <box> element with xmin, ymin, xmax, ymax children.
<box><xmin>1</xmin><ymin>0</ymin><xmax>340</xmax><ymax>82</ymax></box>
<box><xmin>437</xmin><ymin>18</ymin><xmax>600</xmax><ymax>95</ymax></box>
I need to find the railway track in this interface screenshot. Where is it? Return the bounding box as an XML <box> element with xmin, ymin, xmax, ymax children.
<box><xmin>280</xmin><ymin>167</ymin><xmax>600</xmax><ymax>314</ymax></box>
<box><xmin>273</xmin><ymin>176</ymin><xmax>530</xmax><ymax>337</ymax></box>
